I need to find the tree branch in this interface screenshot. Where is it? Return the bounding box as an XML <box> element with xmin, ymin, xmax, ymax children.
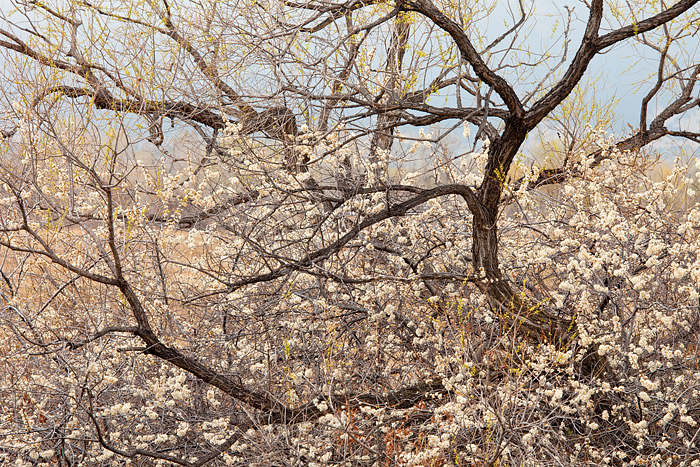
<box><xmin>403</xmin><ymin>0</ymin><xmax>524</xmax><ymax>117</ymax></box>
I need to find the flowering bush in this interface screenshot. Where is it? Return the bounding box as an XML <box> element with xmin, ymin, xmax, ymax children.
<box><xmin>1</xmin><ymin>0</ymin><xmax>699</xmax><ymax>465</ymax></box>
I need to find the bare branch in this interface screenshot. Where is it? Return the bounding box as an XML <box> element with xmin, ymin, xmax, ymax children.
<box><xmin>404</xmin><ymin>0</ymin><xmax>524</xmax><ymax>117</ymax></box>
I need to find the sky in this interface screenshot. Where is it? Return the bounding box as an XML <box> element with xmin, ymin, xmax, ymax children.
<box><xmin>1</xmin><ymin>0</ymin><xmax>698</xmax><ymax>162</ymax></box>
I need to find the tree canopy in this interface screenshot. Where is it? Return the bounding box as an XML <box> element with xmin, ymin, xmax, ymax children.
<box><xmin>1</xmin><ymin>0</ymin><xmax>700</xmax><ymax>465</ymax></box>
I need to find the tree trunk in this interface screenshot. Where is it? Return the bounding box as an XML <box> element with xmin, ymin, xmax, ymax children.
<box><xmin>472</xmin><ymin>122</ymin><xmax>576</xmax><ymax>345</ymax></box>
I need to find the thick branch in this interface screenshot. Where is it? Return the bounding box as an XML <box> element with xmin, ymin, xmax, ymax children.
<box><xmin>527</xmin><ymin>0</ymin><xmax>699</xmax><ymax>127</ymax></box>
<box><xmin>218</xmin><ymin>183</ymin><xmax>483</xmax><ymax>295</ymax></box>
<box><xmin>525</xmin><ymin>0</ymin><xmax>604</xmax><ymax>126</ymax></box>
<box><xmin>596</xmin><ymin>0</ymin><xmax>700</xmax><ymax>50</ymax></box>
<box><xmin>41</xmin><ymin>85</ymin><xmax>227</xmax><ymax>130</ymax></box>
<box><xmin>403</xmin><ymin>0</ymin><xmax>524</xmax><ymax>117</ymax></box>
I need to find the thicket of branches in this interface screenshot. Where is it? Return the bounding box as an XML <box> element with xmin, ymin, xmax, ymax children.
<box><xmin>1</xmin><ymin>0</ymin><xmax>700</xmax><ymax>465</ymax></box>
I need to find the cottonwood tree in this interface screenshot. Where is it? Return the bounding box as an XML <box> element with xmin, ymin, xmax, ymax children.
<box><xmin>1</xmin><ymin>0</ymin><xmax>700</xmax><ymax>465</ymax></box>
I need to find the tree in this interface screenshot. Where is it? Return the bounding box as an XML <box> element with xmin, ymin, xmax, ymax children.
<box><xmin>1</xmin><ymin>0</ymin><xmax>700</xmax><ymax>465</ymax></box>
